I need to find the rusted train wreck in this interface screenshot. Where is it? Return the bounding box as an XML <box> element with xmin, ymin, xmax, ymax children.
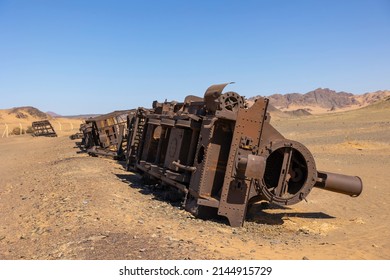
<box><xmin>79</xmin><ymin>110</ymin><xmax>134</xmax><ymax>160</ymax></box>
<box><xmin>32</xmin><ymin>120</ymin><xmax>57</xmax><ymax>137</ymax></box>
<box><xmin>81</xmin><ymin>83</ymin><xmax>363</xmax><ymax>227</ymax></box>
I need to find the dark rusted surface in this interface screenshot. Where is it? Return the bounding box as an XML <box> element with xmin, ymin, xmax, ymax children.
<box><xmin>32</xmin><ymin>120</ymin><xmax>57</xmax><ymax>137</ymax></box>
<box><xmin>79</xmin><ymin>110</ymin><xmax>135</xmax><ymax>160</ymax></box>
<box><xmin>118</xmin><ymin>83</ymin><xmax>363</xmax><ymax>227</ymax></box>
<box><xmin>69</xmin><ymin>132</ymin><xmax>83</xmax><ymax>140</ymax></box>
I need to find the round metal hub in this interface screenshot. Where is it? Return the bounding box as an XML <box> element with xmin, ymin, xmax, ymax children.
<box><xmin>258</xmin><ymin>140</ymin><xmax>317</xmax><ymax>205</ymax></box>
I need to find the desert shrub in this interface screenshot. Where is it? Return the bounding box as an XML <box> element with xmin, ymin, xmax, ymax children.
<box><xmin>11</xmin><ymin>127</ymin><xmax>25</xmax><ymax>135</ymax></box>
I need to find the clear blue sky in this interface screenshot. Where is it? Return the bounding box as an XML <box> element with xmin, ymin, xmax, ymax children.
<box><xmin>1</xmin><ymin>0</ymin><xmax>389</xmax><ymax>115</ymax></box>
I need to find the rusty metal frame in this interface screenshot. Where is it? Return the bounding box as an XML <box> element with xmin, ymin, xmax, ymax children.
<box><xmin>32</xmin><ymin>120</ymin><xmax>57</xmax><ymax>137</ymax></box>
<box><xmin>79</xmin><ymin>110</ymin><xmax>135</xmax><ymax>159</ymax></box>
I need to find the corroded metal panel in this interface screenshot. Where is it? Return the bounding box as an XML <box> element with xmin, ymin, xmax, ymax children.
<box><xmin>32</xmin><ymin>120</ymin><xmax>57</xmax><ymax>137</ymax></box>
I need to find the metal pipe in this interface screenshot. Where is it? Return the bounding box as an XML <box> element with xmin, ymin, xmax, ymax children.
<box><xmin>314</xmin><ymin>171</ymin><xmax>363</xmax><ymax>197</ymax></box>
<box><xmin>172</xmin><ymin>161</ymin><xmax>197</xmax><ymax>172</ymax></box>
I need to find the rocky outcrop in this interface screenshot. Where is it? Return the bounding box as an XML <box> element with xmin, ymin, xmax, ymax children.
<box><xmin>250</xmin><ymin>89</ymin><xmax>390</xmax><ymax>111</ymax></box>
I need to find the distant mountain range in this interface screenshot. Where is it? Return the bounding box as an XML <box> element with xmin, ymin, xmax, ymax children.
<box><xmin>249</xmin><ymin>88</ymin><xmax>390</xmax><ymax>114</ymax></box>
<box><xmin>46</xmin><ymin>111</ymin><xmax>100</xmax><ymax>119</ymax></box>
<box><xmin>64</xmin><ymin>114</ymin><xmax>102</xmax><ymax>119</ymax></box>
<box><xmin>3</xmin><ymin>88</ymin><xmax>389</xmax><ymax>122</ymax></box>
<box><xmin>46</xmin><ymin>111</ymin><xmax>61</xmax><ymax>117</ymax></box>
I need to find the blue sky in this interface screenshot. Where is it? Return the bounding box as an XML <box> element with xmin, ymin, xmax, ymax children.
<box><xmin>0</xmin><ymin>0</ymin><xmax>389</xmax><ymax>115</ymax></box>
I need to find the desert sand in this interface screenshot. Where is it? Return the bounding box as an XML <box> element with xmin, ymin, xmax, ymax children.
<box><xmin>0</xmin><ymin>100</ymin><xmax>389</xmax><ymax>260</ymax></box>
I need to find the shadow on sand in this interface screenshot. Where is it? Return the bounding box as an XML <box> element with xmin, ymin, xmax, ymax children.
<box><xmin>115</xmin><ymin>172</ymin><xmax>335</xmax><ymax>226</ymax></box>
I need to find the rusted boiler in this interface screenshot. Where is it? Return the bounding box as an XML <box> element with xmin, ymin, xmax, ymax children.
<box><xmin>125</xmin><ymin>83</ymin><xmax>363</xmax><ymax>227</ymax></box>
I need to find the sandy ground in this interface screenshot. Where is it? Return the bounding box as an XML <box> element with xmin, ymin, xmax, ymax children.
<box><xmin>0</xmin><ymin>117</ymin><xmax>82</xmax><ymax>138</ymax></box>
<box><xmin>0</xmin><ymin>104</ymin><xmax>389</xmax><ymax>260</ymax></box>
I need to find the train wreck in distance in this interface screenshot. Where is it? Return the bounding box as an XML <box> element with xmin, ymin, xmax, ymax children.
<box><xmin>32</xmin><ymin>120</ymin><xmax>57</xmax><ymax>137</ymax></box>
<box><xmin>79</xmin><ymin>83</ymin><xmax>363</xmax><ymax>227</ymax></box>
<box><xmin>79</xmin><ymin>110</ymin><xmax>135</xmax><ymax>160</ymax></box>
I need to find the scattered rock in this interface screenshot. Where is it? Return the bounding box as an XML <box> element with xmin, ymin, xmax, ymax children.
<box><xmin>350</xmin><ymin>218</ymin><xmax>365</xmax><ymax>224</ymax></box>
<box><xmin>87</xmin><ymin>235</ymin><xmax>108</xmax><ymax>242</ymax></box>
<box><xmin>298</xmin><ymin>227</ymin><xmax>310</xmax><ymax>235</ymax></box>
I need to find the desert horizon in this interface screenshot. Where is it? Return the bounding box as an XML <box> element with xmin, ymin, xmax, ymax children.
<box><xmin>1</xmin><ymin>92</ymin><xmax>389</xmax><ymax>260</ymax></box>
<box><xmin>1</xmin><ymin>1</ymin><xmax>389</xmax><ymax>278</ymax></box>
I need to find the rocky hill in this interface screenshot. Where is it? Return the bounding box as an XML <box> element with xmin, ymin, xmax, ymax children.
<box><xmin>7</xmin><ymin>106</ymin><xmax>51</xmax><ymax>120</ymax></box>
<box><xmin>46</xmin><ymin>111</ymin><xmax>62</xmax><ymax>117</ymax></box>
<box><xmin>249</xmin><ymin>88</ymin><xmax>390</xmax><ymax>114</ymax></box>
<box><xmin>356</xmin><ymin>90</ymin><xmax>390</xmax><ymax>106</ymax></box>
<box><xmin>357</xmin><ymin>94</ymin><xmax>390</xmax><ymax>111</ymax></box>
<box><xmin>268</xmin><ymin>88</ymin><xmax>358</xmax><ymax>109</ymax></box>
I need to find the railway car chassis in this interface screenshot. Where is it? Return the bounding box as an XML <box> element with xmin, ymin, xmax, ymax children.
<box><xmin>122</xmin><ymin>83</ymin><xmax>363</xmax><ymax>227</ymax></box>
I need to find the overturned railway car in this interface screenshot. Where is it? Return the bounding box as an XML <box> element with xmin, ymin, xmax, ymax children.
<box><xmin>123</xmin><ymin>83</ymin><xmax>363</xmax><ymax>227</ymax></box>
<box><xmin>80</xmin><ymin>110</ymin><xmax>135</xmax><ymax>160</ymax></box>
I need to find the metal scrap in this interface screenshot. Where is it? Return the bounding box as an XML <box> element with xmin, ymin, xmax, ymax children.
<box><xmin>32</xmin><ymin>120</ymin><xmax>57</xmax><ymax>137</ymax></box>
